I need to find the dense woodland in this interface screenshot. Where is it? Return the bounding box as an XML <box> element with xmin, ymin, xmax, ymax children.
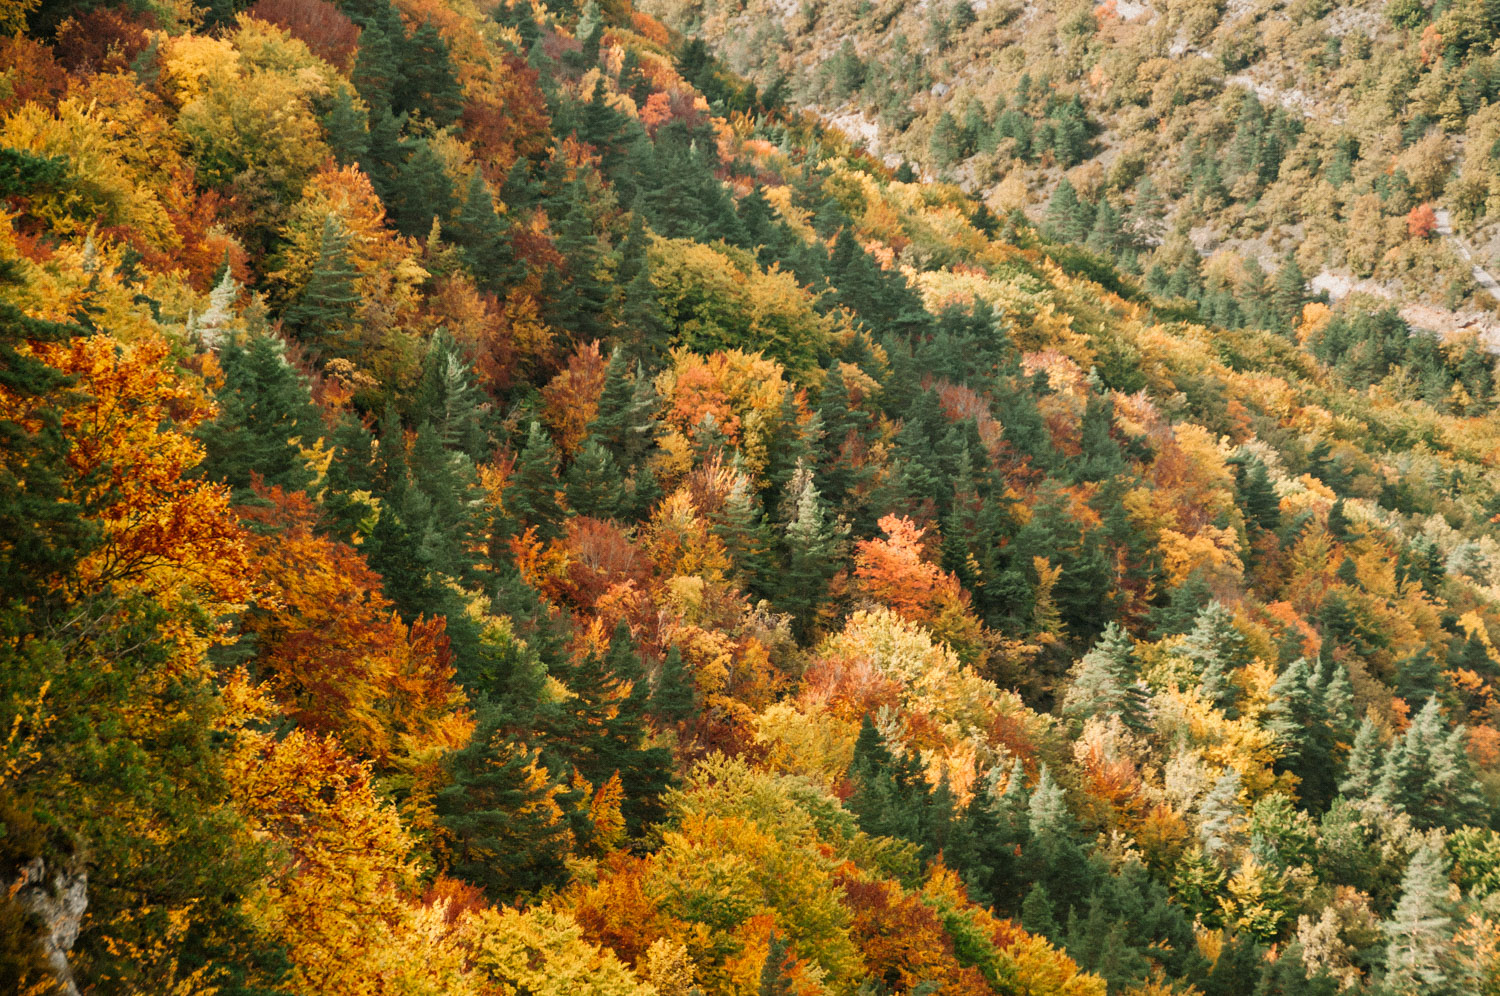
<box><xmin>646</xmin><ymin>0</ymin><xmax>1500</xmax><ymax>320</ymax></box>
<box><xmin>4</xmin><ymin>1</ymin><xmax>1500</xmax><ymax>994</ymax></box>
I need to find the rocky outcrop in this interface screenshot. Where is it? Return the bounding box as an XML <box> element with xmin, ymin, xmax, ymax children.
<box><xmin>13</xmin><ymin>857</ymin><xmax>87</xmax><ymax>996</ymax></box>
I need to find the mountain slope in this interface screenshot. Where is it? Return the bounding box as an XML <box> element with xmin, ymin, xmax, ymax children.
<box><xmin>3</xmin><ymin>1</ymin><xmax>1500</xmax><ymax>994</ymax></box>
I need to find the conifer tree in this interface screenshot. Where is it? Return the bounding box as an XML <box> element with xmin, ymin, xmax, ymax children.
<box><xmin>1179</xmin><ymin>601</ymin><xmax>1250</xmax><ymax>713</ymax></box>
<box><xmin>415</xmin><ymin>329</ymin><xmax>491</xmax><ymax>461</ymax></box>
<box><xmin>1198</xmin><ymin>768</ymin><xmax>1246</xmax><ymax>865</ymax></box>
<box><xmin>845</xmin><ymin>715</ymin><xmax>927</xmax><ymax>844</ymax></box>
<box><xmin>588</xmin><ymin>348</ymin><xmax>657</xmax><ymax>467</ymax></box>
<box><xmin>436</xmin><ymin>707</ymin><xmax>574</xmax><ymax>902</ymax></box>
<box><xmin>1383</xmin><ymin>843</ymin><xmax>1464</xmax><ymax>995</ymax></box>
<box><xmin>1074</xmin><ymin>391</ymin><xmax>1125</xmax><ymax>483</ymax></box>
<box><xmin>776</xmin><ymin>460</ymin><xmax>843</xmax><ymax>636</ymax></box>
<box><xmin>546</xmin><ymin>622</ymin><xmax>673</xmax><ymax>834</ymax></box>
<box><xmin>0</xmin><ymin>260</ymin><xmax>96</xmax><ymax>613</ymax></box>
<box><xmin>1062</xmin><ymin>623</ymin><xmax>1150</xmax><ymax>730</ymax></box>
<box><xmin>508</xmin><ymin>422</ymin><xmax>568</xmax><ymax>542</ymax></box>
<box><xmin>1271</xmin><ymin>251</ymin><xmax>1306</xmax><ymax>333</ymax></box>
<box><xmin>563</xmin><ymin>438</ymin><xmax>626</xmax><ymax>519</ymax></box>
<box><xmin>322</xmin><ymin>87</ymin><xmax>371</xmax><ymax>168</ymax></box>
<box><xmin>453</xmin><ymin>171</ymin><xmax>518</xmax><ymax>292</ymax></box>
<box><xmin>1235</xmin><ymin>457</ymin><xmax>1281</xmax><ymax>532</ymax></box>
<box><xmin>715</xmin><ymin>471</ymin><xmax>774</xmax><ymax>598</ymax></box>
<box><xmin>1046</xmin><ymin>178</ymin><xmax>1092</xmax><ymax>243</ymax></box>
<box><xmin>198</xmin><ymin>332</ymin><xmax>323</xmax><ymax>500</ymax></box>
<box><xmin>397</xmin><ymin>18</ymin><xmax>464</xmax><ymax>127</ymax></box>
<box><xmin>283</xmin><ymin>214</ymin><xmax>361</xmax><ymax>358</ymax></box>
<box><xmin>650</xmin><ymin>646</ymin><xmax>696</xmax><ymax>723</ymax></box>
<box><xmin>391</xmin><ymin>139</ymin><xmax>457</xmax><ymax>237</ymax></box>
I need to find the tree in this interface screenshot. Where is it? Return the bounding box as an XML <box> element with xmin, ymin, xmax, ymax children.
<box><xmin>390</xmin><ymin>138</ymin><xmax>457</xmax><ymax>237</ymax></box>
<box><xmin>198</xmin><ymin>331</ymin><xmax>322</xmax><ymax>500</ymax></box>
<box><xmin>1177</xmin><ymin>601</ymin><xmax>1251</xmax><ymax>713</ymax></box>
<box><xmin>321</xmin><ymin>86</ymin><xmax>369</xmax><ymax>167</ymax></box>
<box><xmin>1384</xmin><ymin>843</ymin><xmax>1465</xmax><ymax>995</ymax></box>
<box><xmin>775</xmin><ymin>460</ymin><xmax>843</xmax><ymax>636</ymax></box>
<box><xmin>415</xmin><ymin>329</ymin><xmax>491</xmax><ymax>462</ymax></box>
<box><xmin>1045</xmin><ymin>178</ymin><xmax>1091</xmax><ymax>243</ymax></box>
<box><xmin>452</xmin><ymin>170</ymin><xmax>518</xmax><ymax>292</ymax></box>
<box><xmin>0</xmin><ymin>258</ymin><xmax>96</xmax><ymax>616</ymax></box>
<box><xmin>1198</xmin><ymin>769</ymin><xmax>1246</xmax><ymax>865</ymax></box>
<box><xmin>564</xmin><ymin>438</ymin><xmax>627</xmax><ymax>519</ymax></box>
<box><xmin>397</xmin><ymin>18</ymin><xmax>463</xmax><ymax>127</ymax></box>
<box><xmin>436</xmin><ymin>707</ymin><xmax>575</xmax><ymax>902</ymax></box>
<box><xmin>282</xmin><ymin>213</ymin><xmax>360</xmax><ymax>356</ymax></box>
<box><xmin>508</xmin><ymin>421</ymin><xmax>568</xmax><ymax>542</ymax></box>
<box><xmin>650</xmin><ymin>645</ymin><xmax>696</xmax><ymax>723</ymax></box>
<box><xmin>1061</xmin><ymin>623</ymin><xmax>1149</xmax><ymax>731</ymax></box>
<box><xmin>545</xmin><ymin>622</ymin><xmax>673</xmax><ymax>836</ymax></box>
<box><xmin>1270</xmin><ymin>251</ymin><xmax>1305</xmax><ymax>333</ymax></box>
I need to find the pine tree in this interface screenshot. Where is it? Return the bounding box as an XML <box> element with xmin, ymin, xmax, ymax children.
<box><xmin>1178</xmin><ymin>601</ymin><xmax>1251</xmax><ymax>713</ymax></box>
<box><xmin>1264</xmin><ymin>658</ymin><xmax>1339</xmax><ymax>811</ymax></box>
<box><xmin>1384</xmin><ymin>843</ymin><xmax>1464</xmax><ymax>995</ymax></box>
<box><xmin>1339</xmin><ymin>716</ymin><xmax>1383</xmax><ymax>802</ymax></box>
<box><xmin>758</xmin><ymin>930</ymin><xmax>796</xmax><ymax>996</ymax></box>
<box><xmin>588</xmin><ymin>348</ymin><xmax>657</xmax><ymax>467</ymax></box>
<box><xmin>776</xmin><ymin>460</ymin><xmax>842</xmax><ymax>637</ymax></box>
<box><xmin>351</xmin><ymin>20</ymin><xmax>401</xmax><ymax>113</ymax></box>
<box><xmin>845</xmin><ymin>715</ymin><xmax>927</xmax><ymax>845</ymax></box>
<box><xmin>563</xmin><ymin>438</ymin><xmax>626</xmax><ymax>519</ymax></box>
<box><xmin>650</xmin><ymin>646</ymin><xmax>696</xmax><ymax>723</ymax></box>
<box><xmin>396</xmin><ymin>18</ymin><xmax>464</xmax><ymax>127</ymax></box>
<box><xmin>197</xmin><ymin>332</ymin><xmax>323</xmax><ymax>500</ymax></box>
<box><xmin>391</xmin><ymin>139</ymin><xmax>457</xmax><ymax>237</ymax></box>
<box><xmin>508</xmin><ymin>422</ymin><xmax>568</xmax><ymax>542</ymax></box>
<box><xmin>1236</xmin><ymin>458</ymin><xmax>1281</xmax><ymax>532</ymax></box>
<box><xmin>1373</xmin><ymin>698</ymin><xmax>1487</xmax><ymax>829</ymax></box>
<box><xmin>1045</xmin><ymin>178</ymin><xmax>1090</xmax><ymax>243</ymax></box>
<box><xmin>546</xmin><ymin>622</ymin><xmax>673</xmax><ymax>835</ymax></box>
<box><xmin>715</xmin><ymin>470</ymin><xmax>774</xmax><ymax>598</ymax></box>
<box><xmin>283</xmin><ymin>214</ymin><xmax>360</xmax><ymax>358</ymax></box>
<box><xmin>453</xmin><ymin>171</ymin><xmax>518</xmax><ymax>292</ymax></box>
<box><xmin>1271</xmin><ymin>251</ymin><xmax>1306</xmax><ymax>334</ymax></box>
<box><xmin>415</xmin><ymin>329</ymin><xmax>491</xmax><ymax>461</ymax></box>
<box><xmin>1061</xmin><ymin>623</ymin><xmax>1149</xmax><ymax>730</ymax></box>
<box><xmin>436</xmin><ymin>708</ymin><xmax>574</xmax><ymax>902</ymax></box>
<box><xmin>1074</xmin><ymin>391</ymin><xmax>1125</xmax><ymax>483</ymax></box>
<box><xmin>544</xmin><ymin>167</ymin><xmax>612</xmax><ymax>340</ymax></box>
<box><xmin>321</xmin><ymin>87</ymin><xmax>370</xmax><ymax>168</ymax></box>
<box><xmin>0</xmin><ymin>260</ymin><xmax>96</xmax><ymax>615</ymax></box>
<box><xmin>1198</xmin><ymin>768</ymin><xmax>1246</xmax><ymax>865</ymax></box>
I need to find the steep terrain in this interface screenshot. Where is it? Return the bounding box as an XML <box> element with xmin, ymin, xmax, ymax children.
<box><xmin>3</xmin><ymin>1</ymin><xmax>1500</xmax><ymax>995</ymax></box>
<box><xmin>644</xmin><ymin>0</ymin><xmax>1500</xmax><ymax>336</ymax></box>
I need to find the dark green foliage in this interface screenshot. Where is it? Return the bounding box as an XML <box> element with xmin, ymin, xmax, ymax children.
<box><xmin>436</xmin><ymin>704</ymin><xmax>574</xmax><ymax>902</ymax></box>
<box><xmin>650</xmin><ymin>645</ymin><xmax>697</xmax><ymax>723</ymax></box>
<box><xmin>564</xmin><ymin>437</ymin><xmax>627</xmax><ymax>519</ymax></box>
<box><xmin>0</xmin><ymin>261</ymin><xmax>97</xmax><ymax>619</ymax></box>
<box><xmin>397</xmin><ymin>19</ymin><xmax>464</xmax><ymax>127</ymax></box>
<box><xmin>197</xmin><ymin>332</ymin><xmax>323</xmax><ymax>500</ymax></box>
<box><xmin>282</xmin><ymin>214</ymin><xmax>360</xmax><ymax>356</ymax></box>
<box><xmin>321</xmin><ymin>87</ymin><xmax>370</xmax><ymax>168</ymax></box>
<box><xmin>543</xmin><ymin>622</ymin><xmax>673</xmax><ymax>835</ymax></box>
<box><xmin>508</xmin><ymin>422</ymin><xmax>568</xmax><ymax>542</ymax></box>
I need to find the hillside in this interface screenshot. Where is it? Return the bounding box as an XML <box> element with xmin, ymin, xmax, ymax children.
<box><xmin>642</xmin><ymin>0</ymin><xmax>1500</xmax><ymax>339</ymax></box>
<box><xmin>3</xmin><ymin>1</ymin><xmax>1500</xmax><ymax>995</ymax></box>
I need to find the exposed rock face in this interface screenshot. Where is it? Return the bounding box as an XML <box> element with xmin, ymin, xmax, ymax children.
<box><xmin>14</xmin><ymin>858</ymin><xmax>87</xmax><ymax>996</ymax></box>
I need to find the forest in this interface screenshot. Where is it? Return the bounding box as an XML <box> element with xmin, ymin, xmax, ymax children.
<box><xmin>3</xmin><ymin>0</ymin><xmax>1500</xmax><ymax>994</ymax></box>
<box><xmin>647</xmin><ymin>0</ymin><xmax>1500</xmax><ymax>326</ymax></box>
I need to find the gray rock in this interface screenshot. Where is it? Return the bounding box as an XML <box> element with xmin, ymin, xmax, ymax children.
<box><xmin>15</xmin><ymin>857</ymin><xmax>87</xmax><ymax>996</ymax></box>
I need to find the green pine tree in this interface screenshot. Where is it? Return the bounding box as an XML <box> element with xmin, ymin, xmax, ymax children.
<box><xmin>283</xmin><ymin>214</ymin><xmax>360</xmax><ymax>358</ymax></box>
<box><xmin>197</xmin><ymin>332</ymin><xmax>323</xmax><ymax>500</ymax></box>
